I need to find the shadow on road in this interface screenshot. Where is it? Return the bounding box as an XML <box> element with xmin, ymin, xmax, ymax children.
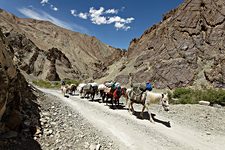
<box><xmin>89</xmin><ymin>98</ymin><xmax>101</xmax><ymax>103</ymax></box>
<box><xmin>133</xmin><ymin>111</ymin><xmax>171</xmax><ymax>128</ymax></box>
<box><xmin>108</xmin><ymin>104</ymin><xmax>126</xmax><ymax>110</ymax></box>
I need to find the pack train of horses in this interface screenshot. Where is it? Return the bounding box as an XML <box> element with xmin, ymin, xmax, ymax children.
<box><xmin>60</xmin><ymin>81</ymin><xmax>169</xmax><ymax>123</ymax></box>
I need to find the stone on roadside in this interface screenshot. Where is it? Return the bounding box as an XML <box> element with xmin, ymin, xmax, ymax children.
<box><xmin>199</xmin><ymin>101</ymin><xmax>210</xmax><ymax>106</ymax></box>
<box><xmin>96</xmin><ymin>144</ymin><xmax>101</xmax><ymax>150</ymax></box>
<box><xmin>84</xmin><ymin>142</ymin><xmax>89</xmax><ymax>149</ymax></box>
<box><xmin>89</xmin><ymin>143</ymin><xmax>96</xmax><ymax>150</ymax></box>
<box><xmin>213</xmin><ymin>104</ymin><xmax>222</xmax><ymax>108</ymax></box>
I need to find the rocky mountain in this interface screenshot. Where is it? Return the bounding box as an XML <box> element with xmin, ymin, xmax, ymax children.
<box><xmin>101</xmin><ymin>0</ymin><xmax>225</xmax><ymax>89</ymax></box>
<box><xmin>0</xmin><ymin>8</ymin><xmax>124</xmax><ymax>81</ymax></box>
<box><xmin>0</xmin><ymin>29</ymin><xmax>41</xmax><ymax>149</ymax></box>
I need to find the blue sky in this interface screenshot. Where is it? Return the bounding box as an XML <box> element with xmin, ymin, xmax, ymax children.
<box><xmin>0</xmin><ymin>0</ymin><xmax>183</xmax><ymax>49</ymax></box>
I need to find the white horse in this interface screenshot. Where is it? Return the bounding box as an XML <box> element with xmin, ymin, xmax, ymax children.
<box><xmin>98</xmin><ymin>84</ymin><xmax>107</xmax><ymax>97</ymax></box>
<box><xmin>61</xmin><ymin>84</ymin><xmax>69</xmax><ymax>97</ymax></box>
<box><xmin>77</xmin><ymin>83</ymin><xmax>86</xmax><ymax>96</ymax></box>
<box><xmin>127</xmin><ymin>90</ymin><xmax>169</xmax><ymax>123</ymax></box>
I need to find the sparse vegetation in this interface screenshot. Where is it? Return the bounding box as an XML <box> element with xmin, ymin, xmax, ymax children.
<box><xmin>32</xmin><ymin>79</ymin><xmax>80</xmax><ymax>89</ymax></box>
<box><xmin>169</xmin><ymin>88</ymin><xmax>225</xmax><ymax>106</ymax></box>
<box><xmin>63</xmin><ymin>79</ymin><xmax>80</xmax><ymax>85</ymax></box>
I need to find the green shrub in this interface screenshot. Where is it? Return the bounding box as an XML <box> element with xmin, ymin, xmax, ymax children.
<box><xmin>170</xmin><ymin>87</ymin><xmax>225</xmax><ymax>105</ymax></box>
<box><xmin>32</xmin><ymin>80</ymin><xmax>60</xmax><ymax>89</ymax></box>
<box><xmin>64</xmin><ymin>79</ymin><xmax>80</xmax><ymax>86</ymax></box>
<box><xmin>32</xmin><ymin>79</ymin><xmax>80</xmax><ymax>89</ymax></box>
<box><xmin>32</xmin><ymin>80</ymin><xmax>52</xmax><ymax>88</ymax></box>
<box><xmin>173</xmin><ymin>88</ymin><xmax>192</xmax><ymax>98</ymax></box>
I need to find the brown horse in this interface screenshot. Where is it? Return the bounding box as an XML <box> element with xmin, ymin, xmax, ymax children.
<box><xmin>68</xmin><ymin>84</ymin><xmax>77</xmax><ymax>95</ymax></box>
<box><xmin>112</xmin><ymin>87</ymin><xmax>127</xmax><ymax>107</ymax></box>
<box><xmin>102</xmin><ymin>87</ymin><xmax>115</xmax><ymax>104</ymax></box>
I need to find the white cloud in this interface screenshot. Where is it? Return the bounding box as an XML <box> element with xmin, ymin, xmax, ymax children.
<box><xmin>41</xmin><ymin>0</ymin><xmax>48</xmax><ymax>5</ymax></box>
<box><xmin>78</xmin><ymin>12</ymin><xmax>88</xmax><ymax>19</ymax></box>
<box><xmin>40</xmin><ymin>0</ymin><xmax>58</xmax><ymax>12</ymax></box>
<box><xmin>50</xmin><ymin>5</ymin><xmax>58</xmax><ymax>11</ymax></box>
<box><xmin>71</xmin><ymin>10</ymin><xmax>88</xmax><ymax>19</ymax></box>
<box><xmin>18</xmin><ymin>7</ymin><xmax>89</xmax><ymax>34</ymax></box>
<box><xmin>115</xmin><ymin>22</ymin><xmax>130</xmax><ymax>31</ymax></box>
<box><xmin>105</xmin><ymin>9</ymin><xmax>118</xmax><ymax>14</ymax></box>
<box><xmin>70</xmin><ymin>7</ymin><xmax>135</xmax><ymax>31</ymax></box>
<box><xmin>91</xmin><ymin>16</ymin><xmax>107</xmax><ymax>25</ymax></box>
<box><xmin>89</xmin><ymin>7</ymin><xmax>105</xmax><ymax>17</ymax></box>
<box><xmin>71</xmin><ymin>9</ymin><xmax>77</xmax><ymax>16</ymax></box>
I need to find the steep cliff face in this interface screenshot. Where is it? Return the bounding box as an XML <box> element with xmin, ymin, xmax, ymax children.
<box><xmin>109</xmin><ymin>0</ymin><xmax>225</xmax><ymax>88</ymax></box>
<box><xmin>0</xmin><ymin>9</ymin><xmax>124</xmax><ymax>81</ymax></box>
<box><xmin>0</xmin><ymin>30</ymin><xmax>40</xmax><ymax>148</ymax></box>
<box><xmin>5</xmin><ymin>32</ymin><xmax>80</xmax><ymax>81</ymax></box>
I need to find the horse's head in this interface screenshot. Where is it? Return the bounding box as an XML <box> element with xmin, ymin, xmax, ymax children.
<box><xmin>161</xmin><ymin>93</ymin><xmax>169</xmax><ymax>111</ymax></box>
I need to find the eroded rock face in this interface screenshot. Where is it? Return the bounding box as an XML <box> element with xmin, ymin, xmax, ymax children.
<box><xmin>5</xmin><ymin>32</ymin><xmax>79</xmax><ymax>81</ymax></box>
<box><xmin>116</xmin><ymin>0</ymin><xmax>225</xmax><ymax>88</ymax></box>
<box><xmin>0</xmin><ymin>29</ymin><xmax>40</xmax><ymax>145</ymax></box>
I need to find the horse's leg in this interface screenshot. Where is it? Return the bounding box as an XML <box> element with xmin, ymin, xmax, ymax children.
<box><xmin>131</xmin><ymin>102</ymin><xmax>135</xmax><ymax>114</ymax></box>
<box><xmin>92</xmin><ymin>92</ymin><xmax>95</xmax><ymax>101</ymax></box>
<box><xmin>125</xmin><ymin>95</ymin><xmax>128</xmax><ymax>108</ymax></box>
<box><xmin>146</xmin><ymin>105</ymin><xmax>154</xmax><ymax>123</ymax></box>
<box><xmin>127</xmin><ymin>100</ymin><xmax>132</xmax><ymax>114</ymax></box>
<box><xmin>140</xmin><ymin>105</ymin><xmax>145</xmax><ymax>119</ymax></box>
<box><xmin>111</xmin><ymin>97</ymin><xmax>114</xmax><ymax>106</ymax></box>
<box><xmin>106</xmin><ymin>94</ymin><xmax>108</xmax><ymax>105</ymax></box>
<box><xmin>102</xmin><ymin>93</ymin><xmax>105</xmax><ymax>103</ymax></box>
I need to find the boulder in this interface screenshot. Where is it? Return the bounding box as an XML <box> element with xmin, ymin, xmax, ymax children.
<box><xmin>199</xmin><ymin>101</ymin><xmax>210</xmax><ymax>106</ymax></box>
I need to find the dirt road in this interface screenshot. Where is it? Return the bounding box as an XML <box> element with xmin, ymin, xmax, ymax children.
<box><xmin>41</xmin><ymin>89</ymin><xmax>225</xmax><ymax>150</ymax></box>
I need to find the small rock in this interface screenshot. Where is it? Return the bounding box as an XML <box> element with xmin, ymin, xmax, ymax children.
<box><xmin>42</xmin><ymin>112</ymin><xmax>50</xmax><ymax>116</ymax></box>
<box><xmin>46</xmin><ymin>129</ymin><xmax>53</xmax><ymax>136</ymax></box>
<box><xmin>40</xmin><ymin>118</ymin><xmax>47</xmax><ymax>124</ymax></box>
<box><xmin>51</xmin><ymin>106</ymin><xmax>55</xmax><ymax>109</ymax></box>
<box><xmin>24</xmin><ymin>120</ymin><xmax>31</xmax><ymax>126</ymax></box>
<box><xmin>199</xmin><ymin>101</ymin><xmax>210</xmax><ymax>106</ymax></box>
<box><xmin>206</xmin><ymin>132</ymin><xmax>211</xmax><ymax>135</ymax></box>
<box><xmin>84</xmin><ymin>142</ymin><xmax>89</xmax><ymax>149</ymax></box>
<box><xmin>96</xmin><ymin>144</ymin><xmax>101</xmax><ymax>150</ymax></box>
<box><xmin>35</xmin><ymin>127</ymin><xmax>42</xmax><ymax>135</ymax></box>
<box><xmin>213</xmin><ymin>104</ymin><xmax>222</xmax><ymax>108</ymax></box>
<box><xmin>79</xmin><ymin>134</ymin><xmax>85</xmax><ymax>138</ymax></box>
<box><xmin>50</xmin><ymin>122</ymin><xmax>57</xmax><ymax>126</ymax></box>
<box><xmin>89</xmin><ymin>144</ymin><xmax>96</xmax><ymax>150</ymax></box>
<box><xmin>68</xmin><ymin>113</ymin><xmax>72</xmax><ymax>117</ymax></box>
<box><xmin>181</xmin><ymin>45</ymin><xmax>188</xmax><ymax>50</ymax></box>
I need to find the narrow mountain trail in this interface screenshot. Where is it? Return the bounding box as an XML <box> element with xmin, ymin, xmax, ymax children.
<box><xmin>40</xmin><ymin>89</ymin><xmax>225</xmax><ymax>150</ymax></box>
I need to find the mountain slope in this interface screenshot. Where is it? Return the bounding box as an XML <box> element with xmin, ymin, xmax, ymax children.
<box><xmin>0</xmin><ymin>8</ymin><xmax>124</xmax><ymax>81</ymax></box>
<box><xmin>0</xmin><ymin>29</ymin><xmax>41</xmax><ymax>148</ymax></box>
<box><xmin>103</xmin><ymin>0</ymin><xmax>225</xmax><ymax>88</ymax></box>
